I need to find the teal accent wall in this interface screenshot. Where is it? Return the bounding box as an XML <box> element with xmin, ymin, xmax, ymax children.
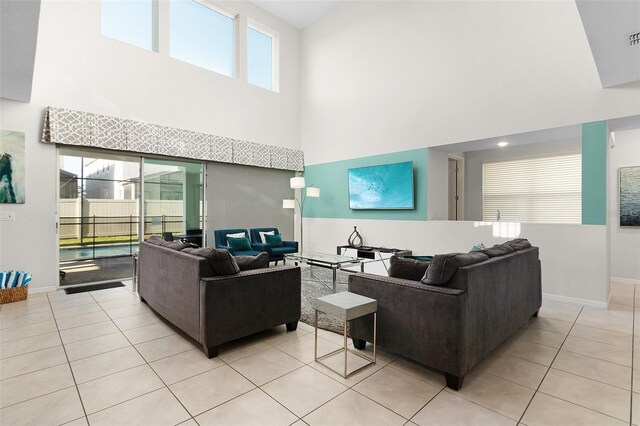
<box><xmin>302</xmin><ymin>149</ymin><xmax>428</xmax><ymax>220</ymax></box>
<box><xmin>582</xmin><ymin>121</ymin><xmax>607</xmax><ymax>225</ymax></box>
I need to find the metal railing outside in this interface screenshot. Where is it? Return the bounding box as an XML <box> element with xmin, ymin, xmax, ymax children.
<box><xmin>59</xmin><ymin>215</ymin><xmax>184</xmax><ymax>261</ymax></box>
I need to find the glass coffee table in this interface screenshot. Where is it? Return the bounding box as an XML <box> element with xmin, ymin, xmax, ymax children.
<box><xmin>284</xmin><ymin>252</ymin><xmax>361</xmax><ymax>293</ymax></box>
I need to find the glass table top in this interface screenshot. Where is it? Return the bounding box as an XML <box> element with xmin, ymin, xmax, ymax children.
<box><xmin>284</xmin><ymin>252</ymin><xmax>361</xmax><ymax>266</ymax></box>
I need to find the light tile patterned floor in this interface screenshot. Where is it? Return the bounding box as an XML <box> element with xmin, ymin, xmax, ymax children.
<box><xmin>0</xmin><ymin>279</ymin><xmax>638</xmax><ymax>425</ymax></box>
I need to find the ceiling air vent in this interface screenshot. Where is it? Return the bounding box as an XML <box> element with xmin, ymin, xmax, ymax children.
<box><xmin>629</xmin><ymin>31</ymin><xmax>640</xmax><ymax>46</ymax></box>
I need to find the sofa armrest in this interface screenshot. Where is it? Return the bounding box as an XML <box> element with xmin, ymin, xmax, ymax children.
<box><xmin>199</xmin><ymin>266</ymin><xmax>301</xmax><ymax>348</ymax></box>
<box><xmin>283</xmin><ymin>241</ymin><xmax>298</xmax><ymax>251</ymax></box>
<box><xmin>216</xmin><ymin>245</ymin><xmax>234</xmax><ymax>254</ymax></box>
<box><xmin>251</xmin><ymin>243</ymin><xmax>272</xmax><ymax>253</ymax></box>
<box><xmin>348</xmin><ymin>272</ymin><xmax>468</xmax><ymax>376</ymax></box>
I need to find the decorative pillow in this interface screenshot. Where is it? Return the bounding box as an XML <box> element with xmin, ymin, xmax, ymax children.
<box><xmin>481</xmin><ymin>243</ymin><xmax>516</xmax><ymax>258</ymax></box>
<box><xmin>505</xmin><ymin>238</ymin><xmax>532</xmax><ymax>251</ymax></box>
<box><xmin>182</xmin><ymin>247</ymin><xmax>240</xmax><ymax>275</ymax></box>
<box><xmin>264</xmin><ymin>234</ymin><xmax>284</xmax><ymax>247</ymax></box>
<box><xmin>227</xmin><ymin>237</ymin><xmax>253</xmax><ymax>251</ymax></box>
<box><xmin>235</xmin><ymin>252</ymin><xmax>269</xmax><ymax>271</ymax></box>
<box><xmin>225</xmin><ymin>232</ymin><xmax>246</xmax><ymax>243</ymax></box>
<box><xmin>422</xmin><ymin>252</ymin><xmax>489</xmax><ymax>286</ymax></box>
<box><xmin>259</xmin><ymin>230</ymin><xmax>275</xmax><ymax>244</ymax></box>
<box><xmin>160</xmin><ymin>240</ymin><xmax>188</xmax><ymax>251</ymax></box>
<box><xmin>146</xmin><ymin>236</ymin><xmax>165</xmax><ymax>246</ymax></box>
<box><xmin>388</xmin><ymin>256</ymin><xmax>430</xmax><ymax>281</ymax></box>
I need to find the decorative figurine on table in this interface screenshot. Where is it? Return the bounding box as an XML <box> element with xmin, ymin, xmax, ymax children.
<box><xmin>348</xmin><ymin>226</ymin><xmax>363</xmax><ymax>248</ymax></box>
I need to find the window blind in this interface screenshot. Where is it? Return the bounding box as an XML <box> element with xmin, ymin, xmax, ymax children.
<box><xmin>482</xmin><ymin>154</ymin><xmax>581</xmax><ymax>223</ymax></box>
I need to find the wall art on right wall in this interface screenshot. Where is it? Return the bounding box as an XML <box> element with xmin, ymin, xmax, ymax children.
<box><xmin>620</xmin><ymin>166</ymin><xmax>640</xmax><ymax>227</ymax></box>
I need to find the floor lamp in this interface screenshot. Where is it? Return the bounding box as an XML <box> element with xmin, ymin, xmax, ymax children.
<box><xmin>283</xmin><ymin>177</ymin><xmax>320</xmax><ymax>253</ymax></box>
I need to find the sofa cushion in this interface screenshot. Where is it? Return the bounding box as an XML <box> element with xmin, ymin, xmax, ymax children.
<box><xmin>227</xmin><ymin>237</ymin><xmax>252</xmax><ymax>251</ymax></box>
<box><xmin>505</xmin><ymin>238</ymin><xmax>532</xmax><ymax>251</ymax></box>
<box><xmin>182</xmin><ymin>247</ymin><xmax>240</xmax><ymax>276</ymax></box>
<box><xmin>235</xmin><ymin>252</ymin><xmax>269</xmax><ymax>271</ymax></box>
<box><xmin>264</xmin><ymin>234</ymin><xmax>284</xmax><ymax>247</ymax></box>
<box><xmin>481</xmin><ymin>243</ymin><xmax>516</xmax><ymax>258</ymax></box>
<box><xmin>388</xmin><ymin>256</ymin><xmax>430</xmax><ymax>281</ymax></box>
<box><xmin>422</xmin><ymin>252</ymin><xmax>490</xmax><ymax>286</ymax></box>
<box><xmin>161</xmin><ymin>240</ymin><xmax>188</xmax><ymax>250</ymax></box>
<box><xmin>270</xmin><ymin>247</ymin><xmax>297</xmax><ymax>256</ymax></box>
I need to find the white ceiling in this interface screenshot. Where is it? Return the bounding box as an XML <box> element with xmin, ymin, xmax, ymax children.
<box><xmin>433</xmin><ymin>124</ymin><xmax>583</xmax><ymax>154</ymax></box>
<box><xmin>576</xmin><ymin>0</ymin><xmax>640</xmax><ymax>87</ymax></box>
<box><xmin>433</xmin><ymin>114</ymin><xmax>640</xmax><ymax>154</ymax></box>
<box><xmin>247</xmin><ymin>1</ymin><xmax>343</xmax><ymax>30</ymax></box>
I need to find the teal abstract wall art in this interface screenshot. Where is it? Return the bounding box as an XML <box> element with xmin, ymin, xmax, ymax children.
<box><xmin>302</xmin><ymin>148</ymin><xmax>427</xmax><ymax>221</ymax></box>
<box><xmin>0</xmin><ymin>130</ymin><xmax>25</xmax><ymax>204</ymax></box>
<box><xmin>620</xmin><ymin>166</ymin><xmax>640</xmax><ymax>227</ymax></box>
<box><xmin>348</xmin><ymin>161</ymin><xmax>414</xmax><ymax>210</ymax></box>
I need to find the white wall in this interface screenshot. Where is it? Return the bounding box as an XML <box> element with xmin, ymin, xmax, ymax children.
<box><xmin>463</xmin><ymin>138</ymin><xmax>582</xmax><ymax>221</ymax></box>
<box><xmin>0</xmin><ymin>0</ymin><xmax>301</xmax><ymax>290</ymax></box>
<box><xmin>301</xmin><ymin>1</ymin><xmax>640</xmax><ymax>165</ymax></box>
<box><xmin>306</xmin><ymin>218</ymin><xmax>608</xmax><ymax>304</ymax></box>
<box><xmin>609</xmin><ymin>129</ymin><xmax>640</xmax><ymax>281</ymax></box>
<box><xmin>298</xmin><ymin>1</ymin><xmax>635</xmax><ymax>304</ymax></box>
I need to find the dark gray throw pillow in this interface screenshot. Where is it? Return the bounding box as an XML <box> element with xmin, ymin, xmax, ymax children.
<box><xmin>505</xmin><ymin>238</ymin><xmax>532</xmax><ymax>251</ymax></box>
<box><xmin>182</xmin><ymin>247</ymin><xmax>240</xmax><ymax>276</ymax></box>
<box><xmin>422</xmin><ymin>252</ymin><xmax>489</xmax><ymax>286</ymax></box>
<box><xmin>481</xmin><ymin>243</ymin><xmax>515</xmax><ymax>258</ymax></box>
<box><xmin>161</xmin><ymin>240</ymin><xmax>188</xmax><ymax>251</ymax></box>
<box><xmin>388</xmin><ymin>256</ymin><xmax>430</xmax><ymax>281</ymax></box>
<box><xmin>146</xmin><ymin>236</ymin><xmax>165</xmax><ymax>246</ymax></box>
<box><xmin>235</xmin><ymin>252</ymin><xmax>269</xmax><ymax>271</ymax></box>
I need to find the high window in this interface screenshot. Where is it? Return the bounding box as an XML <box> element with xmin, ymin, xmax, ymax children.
<box><xmin>482</xmin><ymin>154</ymin><xmax>582</xmax><ymax>223</ymax></box>
<box><xmin>170</xmin><ymin>0</ymin><xmax>235</xmax><ymax>76</ymax></box>
<box><xmin>101</xmin><ymin>0</ymin><xmax>155</xmax><ymax>50</ymax></box>
<box><xmin>247</xmin><ymin>21</ymin><xmax>277</xmax><ymax>91</ymax></box>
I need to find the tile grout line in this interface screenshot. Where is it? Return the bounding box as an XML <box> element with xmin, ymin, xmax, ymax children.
<box><xmin>45</xmin><ymin>291</ymin><xmax>90</xmax><ymax>422</ymax></box>
<box><xmin>516</xmin><ymin>305</ymin><xmax>584</xmax><ymax>425</ymax></box>
<box><xmin>88</xmin><ymin>289</ymin><xmax>199</xmax><ymax>425</ymax></box>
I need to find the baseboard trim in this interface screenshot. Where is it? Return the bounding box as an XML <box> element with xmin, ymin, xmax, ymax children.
<box><xmin>611</xmin><ymin>277</ymin><xmax>640</xmax><ymax>286</ymax></box>
<box><xmin>542</xmin><ymin>292</ymin><xmax>607</xmax><ymax>309</ymax></box>
<box><xmin>30</xmin><ymin>286</ymin><xmax>58</xmax><ymax>294</ymax></box>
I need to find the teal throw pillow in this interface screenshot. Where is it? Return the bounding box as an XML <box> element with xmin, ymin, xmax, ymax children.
<box><xmin>227</xmin><ymin>237</ymin><xmax>252</xmax><ymax>251</ymax></box>
<box><xmin>264</xmin><ymin>233</ymin><xmax>284</xmax><ymax>247</ymax></box>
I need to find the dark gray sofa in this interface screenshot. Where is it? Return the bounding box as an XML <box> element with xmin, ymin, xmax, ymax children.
<box><xmin>348</xmin><ymin>245</ymin><xmax>541</xmax><ymax>390</ymax></box>
<box><xmin>138</xmin><ymin>240</ymin><xmax>302</xmax><ymax>358</ymax></box>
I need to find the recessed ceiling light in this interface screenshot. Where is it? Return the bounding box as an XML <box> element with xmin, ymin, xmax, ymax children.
<box><xmin>497</xmin><ymin>141</ymin><xmax>509</xmax><ymax>147</ymax></box>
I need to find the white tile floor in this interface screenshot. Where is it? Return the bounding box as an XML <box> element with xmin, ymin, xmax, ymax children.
<box><xmin>0</xmin><ymin>279</ymin><xmax>638</xmax><ymax>425</ymax></box>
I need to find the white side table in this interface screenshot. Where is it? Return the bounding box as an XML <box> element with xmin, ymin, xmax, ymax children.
<box><xmin>314</xmin><ymin>291</ymin><xmax>377</xmax><ymax>378</ymax></box>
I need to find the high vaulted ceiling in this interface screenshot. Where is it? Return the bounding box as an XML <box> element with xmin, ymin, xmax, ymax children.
<box><xmin>247</xmin><ymin>1</ymin><xmax>343</xmax><ymax>30</ymax></box>
<box><xmin>576</xmin><ymin>0</ymin><xmax>640</xmax><ymax>88</ymax></box>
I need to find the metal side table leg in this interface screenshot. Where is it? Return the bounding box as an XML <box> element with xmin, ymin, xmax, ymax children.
<box><xmin>332</xmin><ymin>266</ymin><xmax>337</xmax><ymax>293</ymax></box>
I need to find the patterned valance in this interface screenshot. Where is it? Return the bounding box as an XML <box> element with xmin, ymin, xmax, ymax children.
<box><xmin>41</xmin><ymin>107</ymin><xmax>304</xmax><ymax>171</ymax></box>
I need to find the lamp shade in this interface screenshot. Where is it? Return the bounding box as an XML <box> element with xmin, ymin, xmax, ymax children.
<box><xmin>290</xmin><ymin>177</ymin><xmax>306</xmax><ymax>189</ymax></box>
<box><xmin>306</xmin><ymin>187</ymin><xmax>320</xmax><ymax>197</ymax></box>
<box><xmin>282</xmin><ymin>199</ymin><xmax>296</xmax><ymax>209</ymax></box>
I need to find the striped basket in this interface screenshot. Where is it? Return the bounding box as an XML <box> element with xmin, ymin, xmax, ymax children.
<box><xmin>0</xmin><ymin>284</ymin><xmax>29</xmax><ymax>304</ymax></box>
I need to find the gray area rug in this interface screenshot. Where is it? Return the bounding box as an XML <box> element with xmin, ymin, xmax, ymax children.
<box><xmin>300</xmin><ymin>266</ymin><xmax>352</xmax><ymax>334</ymax></box>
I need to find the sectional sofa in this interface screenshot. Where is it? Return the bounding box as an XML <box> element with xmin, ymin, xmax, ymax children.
<box><xmin>348</xmin><ymin>239</ymin><xmax>541</xmax><ymax>390</ymax></box>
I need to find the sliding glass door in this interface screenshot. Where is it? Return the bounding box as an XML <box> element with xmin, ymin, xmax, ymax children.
<box><xmin>142</xmin><ymin>159</ymin><xmax>204</xmax><ymax>244</ymax></box>
<box><xmin>58</xmin><ymin>150</ymin><xmax>141</xmax><ymax>286</ymax></box>
<box><xmin>58</xmin><ymin>150</ymin><xmax>204</xmax><ymax>287</ymax></box>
